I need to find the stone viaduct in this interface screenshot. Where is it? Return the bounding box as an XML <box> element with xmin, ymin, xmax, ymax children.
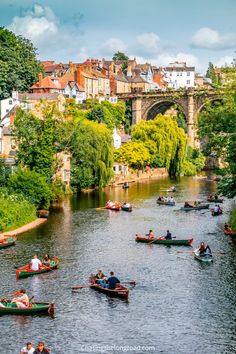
<box><xmin>117</xmin><ymin>89</ymin><xmax>220</xmax><ymax>147</ymax></box>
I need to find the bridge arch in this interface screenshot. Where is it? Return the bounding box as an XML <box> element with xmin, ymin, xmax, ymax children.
<box><xmin>143</xmin><ymin>99</ymin><xmax>188</xmax><ymax>121</ymax></box>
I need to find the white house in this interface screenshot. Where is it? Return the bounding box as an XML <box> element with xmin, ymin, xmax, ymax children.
<box><xmin>0</xmin><ymin>91</ymin><xmax>19</xmax><ymax>120</ymax></box>
<box><xmin>164</xmin><ymin>62</ymin><xmax>195</xmax><ymax>89</ymax></box>
<box><xmin>113</xmin><ymin>128</ymin><xmax>121</xmax><ymax>149</ymax></box>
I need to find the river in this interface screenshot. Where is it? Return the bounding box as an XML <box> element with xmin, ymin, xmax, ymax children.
<box><xmin>1</xmin><ymin>176</ymin><xmax>236</xmax><ymax>354</ymax></box>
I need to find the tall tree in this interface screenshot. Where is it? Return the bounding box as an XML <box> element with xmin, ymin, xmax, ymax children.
<box><xmin>0</xmin><ymin>27</ymin><xmax>42</xmax><ymax>99</ymax></box>
<box><xmin>112</xmin><ymin>51</ymin><xmax>129</xmax><ymax>73</ymax></box>
<box><xmin>206</xmin><ymin>62</ymin><xmax>218</xmax><ymax>86</ymax></box>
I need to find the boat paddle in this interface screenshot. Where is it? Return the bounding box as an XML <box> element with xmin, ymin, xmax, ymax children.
<box><xmin>71</xmin><ymin>280</ymin><xmax>136</xmax><ymax>291</ymax></box>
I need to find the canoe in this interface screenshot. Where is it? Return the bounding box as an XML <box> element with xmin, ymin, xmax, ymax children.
<box><xmin>211</xmin><ymin>209</ymin><xmax>223</xmax><ymax>216</ymax></box>
<box><xmin>0</xmin><ymin>301</ymin><xmax>54</xmax><ymax>315</ymax></box>
<box><xmin>16</xmin><ymin>257</ymin><xmax>59</xmax><ymax>279</ymax></box>
<box><xmin>224</xmin><ymin>228</ymin><xmax>236</xmax><ymax>237</ymax></box>
<box><xmin>135</xmin><ymin>236</ymin><xmax>193</xmax><ymax>246</ymax></box>
<box><xmin>156</xmin><ymin>200</ymin><xmax>175</xmax><ymax>206</ymax></box>
<box><xmin>0</xmin><ymin>236</ymin><xmax>17</xmax><ymax>249</ymax></box>
<box><xmin>180</xmin><ymin>204</ymin><xmax>209</xmax><ymax>211</ymax></box>
<box><xmin>207</xmin><ymin>197</ymin><xmax>224</xmax><ymax>203</ymax></box>
<box><xmin>121</xmin><ymin>205</ymin><xmax>132</xmax><ymax>212</ymax></box>
<box><xmin>194</xmin><ymin>250</ymin><xmax>213</xmax><ymax>263</ymax></box>
<box><xmin>90</xmin><ymin>284</ymin><xmax>129</xmax><ymax>299</ymax></box>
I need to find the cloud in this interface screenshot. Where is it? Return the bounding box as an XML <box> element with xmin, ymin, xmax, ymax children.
<box><xmin>191</xmin><ymin>27</ymin><xmax>236</xmax><ymax>50</ymax></box>
<box><xmin>136</xmin><ymin>32</ymin><xmax>161</xmax><ymax>56</ymax></box>
<box><xmin>101</xmin><ymin>38</ymin><xmax>127</xmax><ymax>55</ymax></box>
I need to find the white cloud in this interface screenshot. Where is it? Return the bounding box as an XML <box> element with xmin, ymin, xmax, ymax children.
<box><xmin>191</xmin><ymin>27</ymin><xmax>236</xmax><ymax>50</ymax></box>
<box><xmin>101</xmin><ymin>38</ymin><xmax>127</xmax><ymax>55</ymax></box>
<box><xmin>214</xmin><ymin>56</ymin><xmax>233</xmax><ymax>67</ymax></box>
<box><xmin>136</xmin><ymin>32</ymin><xmax>161</xmax><ymax>55</ymax></box>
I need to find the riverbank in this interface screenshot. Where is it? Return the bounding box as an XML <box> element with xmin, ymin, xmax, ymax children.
<box><xmin>1</xmin><ymin>218</ymin><xmax>47</xmax><ymax>237</ymax></box>
<box><xmin>230</xmin><ymin>208</ymin><xmax>236</xmax><ymax>229</ymax></box>
<box><xmin>110</xmin><ymin>167</ymin><xmax>168</xmax><ymax>186</ymax></box>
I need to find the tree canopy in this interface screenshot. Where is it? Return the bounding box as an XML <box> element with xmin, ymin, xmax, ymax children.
<box><xmin>0</xmin><ymin>27</ymin><xmax>42</xmax><ymax>99</ymax></box>
<box><xmin>114</xmin><ymin>141</ymin><xmax>150</xmax><ymax>169</ymax></box>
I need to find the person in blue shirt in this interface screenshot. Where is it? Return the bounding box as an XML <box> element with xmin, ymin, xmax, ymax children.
<box><xmin>165</xmin><ymin>230</ymin><xmax>172</xmax><ymax>240</ymax></box>
<box><xmin>107</xmin><ymin>272</ymin><xmax>120</xmax><ymax>289</ymax></box>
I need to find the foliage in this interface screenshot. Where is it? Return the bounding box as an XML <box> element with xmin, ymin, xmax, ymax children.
<box><xmin>181</xmin><ymin>147</ymin><xmax>205</xmax><ymax>176</ymax></box>
<box><xmin>112</xmin><ymin>51</ymin><xmax>129</xmax><ymax>73</ymax></box>
<box><xmin>230</xmin><ymin>208</ymin><xmax>236</xmax><ymax>230</ymax></box>
<box><xmin>124</xmin><ymin>100</ymin><xmax>132</xmax><ymax>134</ymax></box>
<box><xmin>13</xmin><ymin>104</ymin><xmax>62</xmax><ymax>180</ymax></box>
<box><xmin>86</xmin><ymin>100</ymin><xmax>125</xmax><ymax>129</ymax></box>
<box><xmin>180</xmin><ymin>160</ymin><xmax>196</xmax><ymax>176</ymax></box>
<box><xmin>132</xmin><ymin>114</ymin><xmax>188</xmax><ymax>177</ymax></box>
<box><xmin>51</xmin><ymin>178</ymin><xmax>67</xmax><ymax>203</ymax></box>
<box><xmin>176</xmin><ymin>111</ymin><xmax>187</xmax><ymax>133</ymax></box>
<box><xmin>198</xmin><ymin>81</ymin><xmax>236</xmax><ymax>197</ymax></box>
<box><xmin>0</xmin><ymin>158</ymin><xmax>11</xmax><ymax>186</ymax></box>
<box><xmin>0</xmin><ymin>189</ymin><xmax>37</xmax><ymax>232</ymax></box>
<box><xmin>8</xmin><ymin>169</ymin><xmax>52</xmax><ymax>209</ymax></box>
<box><xmin>114</xmin><ymin>141</ymin><xmax>150</xmax><ymax>169</ymax></box>
<box><xmin>58</xmin><ymin>119</ymin><xmax>113</xmax><ymax>190</ymax></box>
<box><xmin>0</xmin><ymin>27</ymin><xmax>42</xmax><ymax>99</ymax></box>
<box><xmin>206</xmin><ymin>62</ymin><xmax>219</xmax><ymax>86</ymax></box>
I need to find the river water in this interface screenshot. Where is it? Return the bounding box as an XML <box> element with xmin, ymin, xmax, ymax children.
<box><xmin>1</xmin><ymin>176</ymin><xmax>236</xmax><ymax>354</ymax></box>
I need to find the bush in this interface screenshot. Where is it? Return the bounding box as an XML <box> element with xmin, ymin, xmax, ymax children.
<box><xmin>0</xmin><ymin>189</ymin><xmax>36</xmax><ymax>232</ymax></box>
<box><xmin>8</xmin><ymin>169</ymin><xmax>51</xmax><ymax>209</ymax></box>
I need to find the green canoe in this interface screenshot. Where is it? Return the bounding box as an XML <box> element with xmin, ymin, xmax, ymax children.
<box><xmin>0</xmin><ymin>237</ymin><xmax>17</xmax><ymax>249</ymax></box>
<box><xmin>135</xmin><ymin>236</ymin><xmax>193</xmax><ymax>246</ymax></box>
<box><xmin>16</xmin><ymin>257</ymin><xmax>59</xmax><ymax>279</ymax></box>
<box><xmin>180</xmin><ymin>204</ymin><xmax>209</xmax><ymax>211</ymax></box>
<box><xmin>0</xmin><ymin>301</ymin><xmax>54</xmax><ymax>315</ymax></box>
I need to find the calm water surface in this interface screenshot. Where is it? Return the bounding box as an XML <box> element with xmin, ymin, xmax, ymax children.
<box><xmin>1</xmin><ymin>177</ymin><xmax>236</xmax><ymax>354</ymax></box>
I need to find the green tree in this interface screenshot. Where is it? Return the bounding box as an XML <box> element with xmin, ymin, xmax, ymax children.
<box><xmin>0</xmin><ymin>27</ymin><xmax>42</xmax><ymax>99</ymax></box>
<box><xmin>114</xmin><ymin>141</ymin><xmax>150</xmax><ymax>169</ymax></box>
<box><xmin>86</xmin><ymin>101</ymin><xmax>125</xmax><ymax>129</ymax></box>
<box><xmin>198</xmin><ymin>82</ymin><xmax>236</xmax><ymax>197</ymax></box>
<box><xmin>132</xmin><ymin>114</ymin><xmax>188</xmax><ymax>177</ymax></box>
<box><xmin>8</xmin><ymin>169</ymin><xmax>52</xmax><ymax>209</ymax></box>
<box><xmin>206</xmin><ymin>62</ymin><xmax>218</xmax><ymax>86</ymax></box>
<box><xmin>13</xmin><ymin>103</ymin><xmax>62</xmax><ymax>180</ymax></box>
<box><xmin>112</xmin><ymin>51</ymin><xmax>129</xmax><ymax>73</ymax></box>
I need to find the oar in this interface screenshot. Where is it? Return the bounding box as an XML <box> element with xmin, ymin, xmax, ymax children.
<box><xmin>71</xmin><ymin>280</ymin><xmax>136</xmax><ymax>291</ymax></box>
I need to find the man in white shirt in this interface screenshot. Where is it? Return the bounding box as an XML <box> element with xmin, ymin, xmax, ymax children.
<box><xmin>30</xmin><ymin>255</ymin><xmax>42</xmax><ymax>271</ymax></box>
<box><xmin>20</xmin><ymin>342</ymin><xmax>35</xmax><ymax>354</ymax></box>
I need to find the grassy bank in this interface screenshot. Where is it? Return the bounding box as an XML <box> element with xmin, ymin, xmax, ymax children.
<box><xmin>230</xmin><ymin>208</ymin><xmax>236</xmax><ymax>230</ymax></box>
<box><xmin>0</xmin><ymin>191</ymin><xmax>37</xmax><ymax>232</ymax></box>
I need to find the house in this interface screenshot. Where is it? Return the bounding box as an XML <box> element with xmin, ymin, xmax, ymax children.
<box><xmin>0</xmin><ymin>91</ymin><xmax>20</xmax><ymax>120</ymax></box>
<box><xmin>152</xmin><ymin>67</ymin><xmax>168</xmax><ymax>90</ymax></box>
<box><xmin>128</xmin><ymin>71</ymin><xmax>150</xmax><ymax>92</ymax></box>
<box><xmin>163</xmin><ymin>62</ymin><xmax>195</xmax><ymax>89</ymax></box>
<box><xmin>195</xmin><ymin>73</ymin><xmax>213</xmax><ymax>90</ymax></box>
<box><xmin>19</xmin><ymin>92</ymin><xmax>66</xmax><ymax>116</ymax></box>
<box><xmin>135</xmin><ymin>64</ymin><xmax>158</xmax><ymax>90</ymax></box>
<box><xmin>113</xmin><ymin>128</ymin><xmax>121</xmax><ymax>149</ymax></box>
<box><xmin>110</xmin><ymin>74</ymin><xmax>130</xmax><ymax>95</ymax></box>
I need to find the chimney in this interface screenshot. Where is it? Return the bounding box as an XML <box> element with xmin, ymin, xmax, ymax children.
<box><xmin>38</xmin><ymin>73</ymin><xmax>43</xmax><ymax>87</ymax></box>
<box><xmin>76</xmin><ymin>66</ymin><xmax>83</xmax><ymax>88</ymax></box>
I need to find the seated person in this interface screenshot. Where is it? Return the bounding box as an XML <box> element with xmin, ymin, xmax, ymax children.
<box><xmin>165</xmin><ymin>230</ymin><xmax>172</xmax><ymax>240</ymax></box>
<box><xmin>11</xmin><ymin>289</ymin><xmax>29</xmax><ymax>308</ymax></box>
<box><xmin>157</xmin><ymin>196</ymin><xmax>162</xmax><ymax>201</ymax></box>
<box><xmin>148</xmin><ymin>230</ymin><xmax>154</xmax><ymax>240</ymax></box>
<box><xmin>224</xmin><ymin>223</ymin><xmax>230</xmax><ymax>231</ymax></box>
<box><xmin>184</xmin><ymin>201</ymin><xmax>193</xmax><ymax>208</ymax></box>
<box><xmin>95</xmin><ymin>269</ymin><xmax>107</xmax><ymax>286</ymax></box>
<box><xmin>198</xmin><ymin>242</ymin><xmax>206</xmax><ymax>255</ymax></box>
<box><xmin>170</xmin><ymin>196</ymin><xmax>174</xmax><ymax>203</ymax></box>
<box><xmin>33</xmin><ymin>342</ymin><xmax>50</xmax><ymax>354</ymax></box>
<box><xmin>107</xmin><ymin>271</ymin><xmax>120</xmax><ymax>289</ymax></box>
<box><xmin>214</xmin><ymin>205</ymin><xmax>219</xmax><ymax>213</ymax></box>
<box><xmin>42</xmin><ymin>254</ymin><xmax>50</xmax><ymax>266</ymax></box>
<box><xmin>214</xmin><ymin>195</ymin><xmax>218</xmax><ymax>200</ymax></box>
<box><xmin>30</xmin><ymin>255</ymin><xmax>42</xmax><ymax>271</ymax></box>
<box><xmin>20</xmin><ymin>342</ymin><xmax>35</xmax><ymax>354</ymax></box>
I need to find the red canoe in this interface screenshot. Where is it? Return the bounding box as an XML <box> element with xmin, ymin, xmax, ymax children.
<box><xmin>224</xmin><ymin>228</ymin><xmax>236</xmax><ymax>237</ymax></box>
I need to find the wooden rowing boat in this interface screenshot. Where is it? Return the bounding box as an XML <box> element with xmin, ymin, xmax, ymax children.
<box><xmin>0</xmin><ymin>236</ymin><xmax>17</xmax><ymax>249</ymax></box>
<box><xmin>121</xmin><ymin>204</ymin><xmax>132</xmax><ymax>212</ymax></box>
<box><xmin>180</xmin><ymin>204</ymin><xmax>209</xmax><ymax>211</ymax></box>
<box><xmin>135</xmin><ymin>235</ymin><xmax>193</xmax><ymax>246</ymax></box>
<box><xmin>156</xmin><ymin>200</ymin><xmax>175</xmax><ymax>206</ymax></box>
<box><xmin>16</xmin><ymin>257</ymin><xmax>59</xmax><ymax>279</ymax></box>
<box><xmin>90</xmin><ymin>284</ymin><xmax>129</xmax><ymax>299</ymax></box>
<box><xmin>211</xmin><ymin>208</ymin><xmax>223</xmax><ymax>216</ymax></box>
<box><xmin>0</xmin><ymin>301</ymin><xmax>54</xmax><ymax>315</ymax></box>
<box><xmin>207</xmin><ymin>197</ymin><xmax>224</xmax><ymax>203</ymax></box>
<box><xmin>194</xmin><ymin>249</ymin><xmax>213</xmax><ymax>263</ymax></box>
<box><xmin>224</xmin><ymin>228</ymin><xmax>236</xmax><ymax>237</ymax></box>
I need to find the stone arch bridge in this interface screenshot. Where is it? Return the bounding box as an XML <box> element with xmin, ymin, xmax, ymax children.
<box><xmin>117</xmin><ymin>89</ymin><xmax>220</xmax><ymax>147</ymax></box>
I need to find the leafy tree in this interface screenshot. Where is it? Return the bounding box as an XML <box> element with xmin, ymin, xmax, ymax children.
<box><xmin>0</xmin><ymin>27</ymin><xmax>42</xmax><ymax>99</ymax></box>
<box><xmin>0</xmin><ymin>157</ymin><xmax>11</xmax><ymax>186</ymax></box>
<box><xmin>124</xmin><ymin>100</ymin><xmax>133</xmax><ymax>134</ymax></box>
<box><xmin>206</xmin><ymin>62</ymin><xmax>218</xmax><ymax>86</ymax></box>
<box><xmin>112</xmin><ymin>51</ymin><xmax>129</xmax><ymax>73</ymax></box>
<box><xmin>114</xmin><ymin>141</ymin><xmax>150</xmax><ymax>169</ymax></box>
<box><xmin>198</xmin><ymin>82</ymin><xmax>236</xmax><ymax>197</ymax></box>
<box><xmin>8</xmin><ymin>169</ymin><xmax>52</xmax><ymax>209</ymax></box>
<box><xmin>86</xmin><ymin>101</ymin><xmax>125</xmax><ymax>129</ymax></box>
<box><xmin>13</xmin><ymin>103</ymin><xmax>62</xmax><ymax>181</ymax></box>
<box><xmin>132</xmin><ymin>114</ymin><xmax>188</xmax><ymax>177</ymax></box>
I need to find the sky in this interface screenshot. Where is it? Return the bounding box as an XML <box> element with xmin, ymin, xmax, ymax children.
<box><xmin>0</xmin><ymin>0</ymin><xmax>236</xmax><ymax>73</ymax></box>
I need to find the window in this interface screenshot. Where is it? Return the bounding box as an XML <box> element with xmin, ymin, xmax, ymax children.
<box><xmin>187</xmin><ymin>80</ymin><xmax>190</xmax><ymax>84</ymax></box>
<box><xmin>9</xmin><ymin>100</ymin><xmax>13</xmax><ymax>105</ymax></box>
<box><xmin>187</xmin><ymin>72</ymin><xmax>190</xmax><ymax>76</ymax></box>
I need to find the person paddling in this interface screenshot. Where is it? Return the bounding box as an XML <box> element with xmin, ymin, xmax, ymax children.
<box><xmin>30</xmin><ymin>255</ymin><xmax>42</xmax><ymax>271</ymax></box>
<box><xmin>107</xmin><ymin>271</ymin><xmax>120</xmax><ymax>290</ymax></box>
<box><xmin>148</xmin><ymin>230</ymin><xmax>154</xmax><ymax>240</ymax></box>
<box><xmin>165</xmin><ymin>230</ymin><xmax>172</xmax><ymax>240</ymax></box>
<box><xmin>11</xmin><ymin>289</ymin><xmax>29</xmax><ymax>309</ymax></box>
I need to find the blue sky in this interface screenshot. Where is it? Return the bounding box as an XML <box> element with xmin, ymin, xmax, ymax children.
<box><xmin>1</xmin><ymin>0</ymin><xmax>236</xmax><ymax>72</ymax></box>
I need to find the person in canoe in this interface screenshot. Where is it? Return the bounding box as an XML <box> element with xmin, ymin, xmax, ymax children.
<box><xmin>95</xmin><ymin>269</ymin><xmax>107</xmax><ymax>287</ymax></box>
<box><xmin>42</xmin><ymin>254</ymin><xmax>50</xmax><ymax>266</ymax></box>
<box><xmin>157</xmin><ymin>196</ymin><xmax>164</xmax><ymax>202</ymax></box>
<box><xmin>198</xmin><ymin>242</ymin><xmax>212</xmax><ymax>256</ymax></box>
<box><xmin>170</xmin><ymin>196</ymin><xmax>175</xmax><ymax>203</ymax></box>
<box><xmin>11</xmin><ymin>289</ymin><xmax>29</xmax><ymax>309</ymax></box>
<box><xmin>33</xmin><ymin>342</ymin><xmax>50</xmax><ymax>354</ymax></box>
<box><xmin>30</xmin><ymin>255</ymin><xmax>42</xmax><ymax>271</ymax></box>
<box><xmin>170</xmin><ymin>186</ymin><xmax>176</xmax><ymax>192</ymax></box>
<box><xmin>184</xmin><ymin>201</ymin><xmax>193</xmax><ymax>208</ymax></box>
<box><xmin>165</xmin><ymin>230</ymin><xmax>172</xmax><ymax>240</ymax></box>
<box><xmin>107</xmin><ymin>271</ymin><xmax>120</xmax><ymax>289</ymax></box>
<box><xmin>20</xmin><ymin>342</ymin><xmax>35</xmax><ymax>354</ymax></box>
<box><xmin>147</xmin><ymin>230</ymin><xmax>154</xmax><ymax>240</ymax></box>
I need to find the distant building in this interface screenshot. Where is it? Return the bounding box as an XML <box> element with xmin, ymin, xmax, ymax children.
<box><xmin>113</xmin><ymin>128</ymin><xmax>121</xmax><ymax>149</ymax></box>
<box><xmin>164</xmin><ymin>62</ymin><xmax>195</xmax><ymax>89</ymax></box>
